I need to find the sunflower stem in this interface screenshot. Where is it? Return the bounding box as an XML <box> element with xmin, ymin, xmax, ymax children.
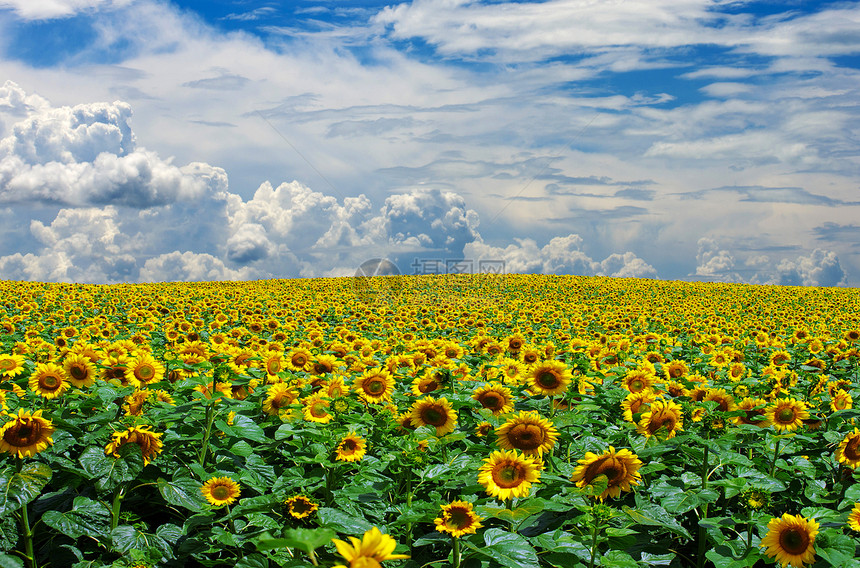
<box><xmin>16</xmin><ymin>459</ymin><xmax>38</xmax><ymax>568</ymax></box>
<box><xmin>769</xmin><ymin>438</ymin><xmax>782</xmax><ymax>478</ymax></box>
<box><xmin>405</xmin><ymin>472</ymin><xmax>413</xmax><ymax>554</ymax></box>
<box><xmin>696</xmin><ymin>441</ymin><xmax>710</xmax><ymax>568</ymax></box>
<box><xmin>110</xmin><ymin>484</ymin><xmax>126</xmax><ymax>532</ymax></box>
<box><xmin>587</xmin><ymin>514</ymin><xmax>599</xmax><ymax>568</ymax></box>
<box><xmin>198</xmin><ymin>401</ymin><xmax>217</xmax><ymax>468</ymax></box>
<box><xmin>452</xmin><ymin>536</ymin><xmax>461</xmax><ymax>568</ymax></box>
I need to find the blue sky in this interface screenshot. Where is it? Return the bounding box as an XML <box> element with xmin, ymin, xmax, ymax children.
<box><xmin>0</xmin><ymin>0</ymin><xmax>858</xmax><ymax>285</ymax></box>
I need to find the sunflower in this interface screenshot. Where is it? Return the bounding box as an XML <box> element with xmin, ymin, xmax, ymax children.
<box><xmin>263</xmin><ymin>353</ymin><xmax>285</xmax><ymax>380</ymax></box>
<box><xmin>63</xmin><ymin>354</ymin><xmax>97</xmax><ymax>388</ymax></box>
<box><xmin>526</xmin><ymin>360</ymin><xmax>573</xmax><ymax>397</ymax></box>
<box><xmin>409</xmin><ymin>396</ymin><xmax>458</xmax><ymax>436</ymax></box>
<box><xmin>835</xmin><ymin>428</ymin><xmax>860</xmax><ymax>469</ymax></box>
<box><xmin>830</xmin><ymin>389</ymin><xmax>852</xmax><ymax>412</ymax></box>
<box><xmin>703</xmin><ymin>388</ymin><xmax>736</xmax><ymax>412</ymax></box>
<box><xmin>262</xmin><ymin>383</ymin><xmax>299</xmax><ymax>416</ymax></box>
<box><xmin>105</xmin><ymin>425</ymin><xmax>163</xmax><ymax>465</ymax></box>
<box><xmin>571</xmin><ymin>446</ymin><xmax>643</xmax><ymax>501</ymax></box>
<box><xmin>847</xmin><ymin>503</ymin><xmax>860</xmax><ymax>532</ymax></box>
<box><xmin>0</xmin><ymin>353</ymin><xmax>25</xmax><ymax>378</ymax></box>
<box><xmin>621</xmin><ymin>390</ymin><xmax>657</xmax><ymax>422</ymax></box>
<box><xmin>621</xmin><ymin>369</ymin><xmax>653</xmax><ymax>394</ymax></box>
<box><xmin>636</xmin><ymin>399</ymin><xmax>683</xmax><ymax>439</ymax></box>
<box><xmin>331</xmin><ymin>527</ymin><xmax>408</xmax><ymax>568</ymax></box>
<box><xmin>411</xmin><ymin>367</ymin><xmax>445</xmax><ymax>396</ymax></box>
<box><xmin>302</xmin><ymin>392</ymin><xmax>333</xmax><ymax>424</ymax></box>
<box><xmin>286</xmin><ymin>348</ymin><xmax>313</xmax><ymax>371</ymax></box>
<box><xmin>474</xmin><ymin>421</ymin><xmax>494</xmax><ymax>437</ymax></box>
<box><xmin>0</xmin><ymin>408</ymin><xmax>55</xmax><ymax>458</ymax></box>
<box><xmin>286</xmin><ymin>495</ymin><xmax>319</xmax><ymax>520</ymax></box>
<box><xmin>201</xmin><ymin>476</ymin><xmax>241</xmax><ymax>507</ymax></box>
<box><xmin>124</xmin><ymin>352</ymin><xmax>165</xmax><ymax>388</ymax></box>
<box><xmin>663</xmin><ymin>360</ymin><xmax>688</xmax><ymax>380</ymax></box>
<box><xmin>29</xmin><ymin>362</ymin><xmax>69</xmax><ymax>399</ymax></box>
<box><xmin>770</xmin><ymin>350</ymin><xmax>791</xmax><ymax>367</ymax></box>
<box><xmin>335</xmin><ymin>431</ymin><xmax>367</xmax><ymax>462</ymax></box>
<box><xmin>760</xmin><ymin>513</ymin><xmax>818</xmax><ymax>568</ymax></box>
<box><xmin>434</xmin><ymin>500</ymin><xmax>483</xmax><ymax>538</ymax></box>
<box><xmin>495</xmin><ymin>411</ymin><xmax>558</xmax><ymax>457</ymax></box>
<box><xmin>766</xmin><ymin>398</ymin><xmax>809</xmax><ymax>433</ymax></box>
<box><xmin>478</xmin><ymin>449</ymin><xmax>542</xmax><ymax>501</ymax></box>
<box><xmin>123</xmin><ymin>390</ymin><xmax>151</xmax><ymax>416</ymax></box>
<box><xmin>734</xmin><ymin>397</ymin><xmax>771</xmax><ymax>427</ymax></box>
<box><xmin>472</xmin><ymin>383</ymin><xmax>514</xmax><ymax>415</ymax></box>
<box><xmin>353</xmin><ymin>368</ymin><xmax>396</xmax><ymax>404</ymax></box>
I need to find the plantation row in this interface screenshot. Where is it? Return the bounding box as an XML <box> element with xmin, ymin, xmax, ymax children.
<box><xmin>0</xmin><ymin>275</ymin><xmax>859</xmax><ymax>568</ymax></box>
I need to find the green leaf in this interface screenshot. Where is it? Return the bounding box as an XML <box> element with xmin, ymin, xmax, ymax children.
<box><xmin>256</xmin><ymin>528</ymin><xmax>336</xmax><ymax>555</ymax></box>
<box><xmin>79</xmin><ymin>445</ymin><xmax>143</xmax><ymax>493</ymax></box>
<box><xmin>0</xmin><ymin>462</ymin><xmax>52</xmax><ymax>517</ymax></box>
<box><xmin>41</xmin><ymin>497</ymin><xmax>111</xmax><ymax>542</ymax></box>
<box><xmin>622</xmin><ymin>505</ymin><xmax>692</xmax><ymax>539</ymax></box>
<box><xmin>231</xmin><ymin>414</ymin><xmax>268</xmax><ymax>443</ymax></box>
<box><xmin>234</xmin><ymin>554</ymin><xmax>269</xmax><ymax>568</ymax></box>
<box><xmin>477</xmin><ymin>501</ymin><xmax>545</xmax><ymax>523</ymax></box>
<box><xmin>600</xmin><ymin>550</ymin><xmax>638</xmax><ymax>568</ymax></box>
<box><xmin>0</xmin><ymin>554</ymin><xmax>24</xmax><ymax>568</ymax></box>
<box><xmin>157</xmin><ymin>476</ymin><xmax>207</xmax><ymax>512</ymax></box>
<box><xmin>463</xmin><ymin>528</ymin><xmax>539</xmax><ymax>568</ymax></box>
<box><xmin>111</xmin><ymin>525</ymin><xmax>171</xmax><ymax>556</ymax></box>
<box><xmin>317</xmin><ymin>508</ymin><xmax>373</xmax><ymax>534</ymax></box>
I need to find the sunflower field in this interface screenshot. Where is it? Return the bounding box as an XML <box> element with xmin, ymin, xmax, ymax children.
<box><xmin>1</xmin><ymin>274</ymin><xmax>860</xmax><ymax>568</ymax></box>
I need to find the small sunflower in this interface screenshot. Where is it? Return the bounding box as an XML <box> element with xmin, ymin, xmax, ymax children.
<box><xmin>495</xmin><ymin>411</ymin><xmax>558</xmax><ymax>457</ymax></box>
<box><xmin>331</xmin><ymin>527</ymin><xmax>408</xmax><ymax>568</ymax></box>
<box><xmin>434</xmin><ymin>500</ymin><xmax>483</xmax><ymax>538</ymax></box>
<box><xmin>124</xmin><ymin>352</ymin><xmax>166</xmax><ymax>388</ymax></box>
<box><xmin>123</xmin><ymin>390</ymin><xmax>151</xmax><ymax>416</ymax></box>
<box><xmin>477</xmin><ymin>449</ymin><xmax>541</xmax><ymax>501</ymax></box>
<box><xmin>621</xmin><ymin>369</ymin><xmax>653</xmax><ymax>394</ymax></box>
<box><xmin>286</xmin><ymin>494</ymin><xmax>319</xmax><ymax>519</ymax></box>
<box><xmin>474</xmin><ymin>421</ymin><xmax>494</xmax><ymax>437</ymax></box>
<box><xmin>766</xmin><ymin>398</ymin><xmax>809</xmax><ymax>433</ymax></box>
<box><xmin>411</xmin><ymin>368</ymin><xmax>445</xmax><ymax>396</ymax></box>
<box><xmin>472</xmin><ymin>383</ymin><xmax>514</xmax><ymax>415</ymax></box>
<box><xmin>353</xmin><ymin>368</ymin><xmax>396</xmax><ymax>404</ymax></box>
<box><xmin>760</xmin><ymin>513</ymin><xmax>818</xmax><ymax>568</ymax></box>
<box><xmin>29</xmin><ymin>362</ymin><xmax>69</xmax><ymax>399</ymax></box>
<box><xmin>335</xmin><ymin>431</ymin><xmax>367</xmax><ymax>462</ymax></box>
<box><xmin>201</xmin><ymin>476</ymin><xmax>241</xmax><ymax>507</ymax></box>
<box><xmin>571</xmin><ymin>446</ymin><xmax>643</xmax><ymax>501</ymax></box>
<box><xmin>847</xmin><ymin>502</ymin><xmax>860</xmax><ymax>532</ymax></box>
<box><xmin>409</xmin><ymin>396</ymin><xmax>457</xmax><ymax>436</ymax></box>
<box><xmin>262</xmin><ymin>383</ymin><xmax>299</xmax><ymax>417</ymax></box>
<box><xmin>621</xmin><ymin>390</ymin><xmax>657</xmax><ymax>422</ymax></box>
<box><xmin>105</xmin><ymin>425</ymin><xmax>163</xmax><ymax>465</ymax></box>
<box><xmin>302</xmin><ymin>392</ymin><xmax>333</xmax><ymax>424</ymax></box>
<box><xmin>526</xmin><ymin>360</ymin><xmax>573</xmax><ymax>397</ymax></box>
<box><xmin>63</xmin><ymin>353</ymin><xmax>97</xmax><ymax>388</ymax></box>
<box><xmin>663</xmin><ymin>360</ymin><xmax>688</xmax><ymax>380</ymax></box>
<box><xmin>734</xmin><ymin>397</ymin><xmax>771</xmax><ymax>428</ymax></box>
<box><xmin>830</xmin><ymin>389</ymin><xmax>852</xmax><ymax>412</ymax></box>
<box><xmin>0</xmin><ymin>408</ymin><xmax>55</xmax><ymax>458</ymax></box>
<box><xmin>835</xmin><ymin>428</ymin><xmax>860</xmax><ymax>469</ymax></box>
<box><xmin>636</xmin><ymin>399</ymin><xmax>683</xmax><ymax>439</ymax></box>
<box><xmin>0</xmin><ymin>353</ymin><xmax>25</xmax><ymax>378</ymax></box>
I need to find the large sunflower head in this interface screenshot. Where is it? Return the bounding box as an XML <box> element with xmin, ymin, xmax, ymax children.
<box><xmin>29</xmin><ymin>362</ymin><xmax>69</xmax><ymax>399</ymax></box>
<box><xmin>409</xmin><ymin>396</ymin><xmax>458</xmax><ymax>436</ymax></box>
<box><xmin>477</xmin><ymin>449</ymin><xmax>542</xmax><ymax>501</ymax></box>
<box><xmin>124</xmin><ymin>352</ymin><xmax>166</xmax><ymax>388</ymax></box>
<box><xmin>571</xmin><ymin>446</ymin><xmax>643</xmax><ymax>501</ymax></box>
<box><xmin>335</xmin><ymin>431</ymin><xmax>367</xmax><ymax>462</ymax></box>
<box><xmin>527</xmin><ymin>360</ymin><xmax>573</xmax><ymax>397</ymax></box>
<box><xmin>472</xmin><ymin>383</ymin><xmax>514</xmax><ymax>415</ymax></box>
<box><xmin>621</xmin><ymin>390</ymin><xmax>657</xmax><ymax>423</ymax></box>
<box><xmin>434</xmin><ymin>500</ymin><xmax>483</xmax><ymax>538</ymax></box>
<box><xmin>331</xmin><ymin>527</ymin><xmax>409</xmax><ymax>568</ymax></box>
<box><xmin>262</xmin><ymin>383</ymin><xmax>299</xmax><ymax>417</ymax></box>
<box><xmin>302</xmin><ymin>393</ymin><xmax>333</xmax><ymax>424</ymax></box>
<box><xmin>104</xmin><ymin>425</ymin><xmax>163</xmax><ymax>465</ymax></box>
<box><xmin>830</xmin><ymin>389</ymin><xmax>853</xmax><ymax>412</ymax></box>
<box><xmin>766</xmin><ymin>398</ymin><xmax>809</xmax><ymax>433</ymax></box>
<box><xmin>0</xmin><ymin>353</ymin><xmax>26</xmax><ymax>378</ymax></box>
<box><xmin>0</xmin><ymin>408</ymin><xmax>55</xmax><ymax>458</ymax></box>
<box><xmin>201</xmin><ymin>476</ymin><xmax>241</xmax><ymax>507</ymax></box>
<box><xmin>286</xmin><ymin>495</ymin><xmax>319</xmax><ymax>520</ymax></box>
<box><xmin>621</xmin><ymin>370</ymin><xmax>654</xmax><ymax>394</ymax></box>
<box><xmin>835</xmin><ymin>428</ymin><xmax>860</xmax><ymax>469</ymax></box>
<box><xmin>495</xmin><ymin>411</ymin><xmax>558</xmax><ymax>457</ymax></box>
<box><xmin>411</xmin><ymin>368</ymin><xmax>445</xmax><ymax>396</ymax></box>
<box><xmin>760</xmin><ymin>513</ymin><xmax>818</xmax><ymax>568</ymax></box>
<box><xmin>353</xmin><ymin>368</ymin><xmax>396</xmax><ymax>404</ymax></box>
<box><xmin>636</xmin><ymin>399</ymin><xmax>683</xmax><ymax>439</ymax></box>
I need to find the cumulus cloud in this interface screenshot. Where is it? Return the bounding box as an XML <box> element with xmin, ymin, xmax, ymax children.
<box><xmin>0</xmin><ymin>82</ymin><xmax>227</xmax><ymax>207</ymax></box>
<box><xmin>776</xmin><ymin>249</ymin><xmax>847</xmax><ymax>287</ymax></box>
<box><xmin>139</xmin><ymin>251</ymin><xmax>251</xmax><ymax>283</ymax></box>
<box><xmin>0</xmin><ymin>0</ymin><xmax>130</xmax><ymax>20</ymax></box>
<box><xmin>463</xmin><ymin>234</ymin><xmax>657</xmax><ymax>278</ymax></box>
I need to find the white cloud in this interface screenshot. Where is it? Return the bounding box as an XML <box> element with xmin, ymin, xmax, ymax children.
<box><xmin>139</xmin><ymin>251</ymin><xmax>251</xmax><ymax>283</ymax></box>
<box><xmin>776</xmin><ymin>249</ymin><xmax>847</xmax><ymax>287</ymax></box>
<box><xmin>0</xmin><ymin>0</ymin><xmax>129</xmax><ymax>20</ymax></box>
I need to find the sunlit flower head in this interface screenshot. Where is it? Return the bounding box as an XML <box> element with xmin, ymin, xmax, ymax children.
<box><xmin>472</xmin><ymin>383</ymin><xmax>514</xmax><ymax>416</ymax></box>
<box><xmin>286</xmin><ymin>495</ymin><xmax>319</xmax><ymax>520</ymax></box>
<box><xmin>495</xmin><ymin>411</ymin><xmax>558</xmax><ymax>457</ymax></box>
<box><xmin>477</xmin><ymin>449</ymin><xmax>541</xmax><ymax>501</ymax></box>
<box><xmin>526</xmin><ymin>360</ymin><xmax>573</xmax><ymax>397</ymax></box>
<box><xmin>571</xmin><ymin>446</ymin><xmax>643</xmax><ymax>501</ymax></box>
<box><xmin>0</xmin><ymin>408</ymin><xmax>55</xmax><ymax>458</ymax></box>
<box><xmin>835</xmin><ymin>428</ymin><xmax>860</xmax><ymax>469</ymax></box>
<box><xmin>409</xmin><ymin>396</ymin><xmax>457</xmax><ymax>436</ymax></box>
<box><xmin>201</xmin><ymin>476</ymin><xmax>241</xmax><ymax>507</ymax></box>
<box><xmin>636</xmin><ymin>399</ymin><xmax>683</xmax><ymax>439</ymax></box>
<box><xmin>105</xmin><ymin>425</ymin><xmax>163</xmax><ymax>465</ymax></box>
<box><xmin>331</xmin><ymin>527</ymin><xmax>408</xmax><ymax>568</ymax></box>
<box><xmin>335</xmin><ymin>431</ymin><xmax>367</xmax><ymax>462</ymax></box>
<box><xmin>434</xmin><ymin>500</ymin><xmax>483</xmax><ymax>538</ymax></box>
<box><xmin>760</xmin><ymin>513</ymin><xmax>818</xmax><ymax>568</ymax></box>
<box><xmin>766</xmin><ymin>398</ymin><xmax>809</xmax><ymax>433</ymax></box>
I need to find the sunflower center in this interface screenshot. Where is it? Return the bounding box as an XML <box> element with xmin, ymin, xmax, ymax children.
<box><xmin>291</xmin><ymin>499</ymin><xmax>314</xmax><ymax>515</ymax></box>
<box><xmin>446</xmin><ymin>507</ymin><xmax>470</xmax><ymax>529</ymax></box>
<box><xmin>40</xmin><ymin>375</ymin><xmax>60</xmax><ymax>389</ymax></box>
<box><xmin>366</xmin><ymin>379</ymin><xmax>385</xmax><ymax>395</ymax></box>
<box><xmin>479</xmin><ymin>393</ymin><xmax>502</xmax><ymax>410</ymax></box>
<box><xmin>293</xmin><ymin>355</ymin><xmax>307</xmax><ymax>366</ymax></box>
<box><xmin>267</xmin><ymin>359</ymin><xmax>281</xmax><ymax>375</ymax></box>
<box><xmin>419</xmin><ymin>380</ymin><xmax>439</xmax><ymax>393</ymax></box>
<box><xmin>844</xmin><ymin>437</ymin><xmax>860</xmax><ymax>460</ymax></box>
<box><xmin>136</xmin><ymin>364</ymin><xmax>155</xmax><ymax>382</ymax></box>
<box><xmin>629</xmin><ymin>379</ymin><xmax>645</xmax><ymax>392</ymax></box>
<box><xmin>211</xmin><ymin>485</ymin><xmax>231</xmax><ymax>500</ymax></box>
<box><xmin>492</xmin><ymin>463</ymin><xmax>525</xmax><ymax>488</ymax></box>
<box><xmin>778</xmin><ymin>527</ymin><xmax>810</xmax><ymax>554</ymax></box>
<box><xmin>508</xmin><ymin>424</ymin><xmax>544</xmax><ymax>450</ymax></box>
<box><xmin>421</xmin><ymin>406</ymin><xmax>447</xmax><ymax>426</ymax></box>
<box><xmin>776</xmin><ymin>408</ymin><xmax>796</xmax><ymax>423</ymax></box>
<box><xmin>5</xmin><ymin>422</ymin><xmax>38</xmax><ymax>446</ymax></box>
<box><xmin>341</xmin><ymin>439</ymin><xmax>357</xmax><ymax>453</ymax></box>
<box><xmin>70</xmin><ymin>365</ymin><xmax>88</xmax><ymax>380</ymax></box>
<box><xmin>0</xmin><ymin>359</ymin><xmax>14</xmax><ymax>371</ymax></box>
<box><xmin>311</xmin><ymin>402</ymin><xmax>329</xmax><ymax>417</ymax></box>
<box><xmin>537</xmin><ymin>371</ymin><xmax>560</xmax><ymax>389</ymax></box>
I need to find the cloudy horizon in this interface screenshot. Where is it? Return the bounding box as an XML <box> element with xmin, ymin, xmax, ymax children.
<box><xmin>0</xmin><ymin>0</ymin><xmax>858</xmax><ymax>286</ymax></box>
